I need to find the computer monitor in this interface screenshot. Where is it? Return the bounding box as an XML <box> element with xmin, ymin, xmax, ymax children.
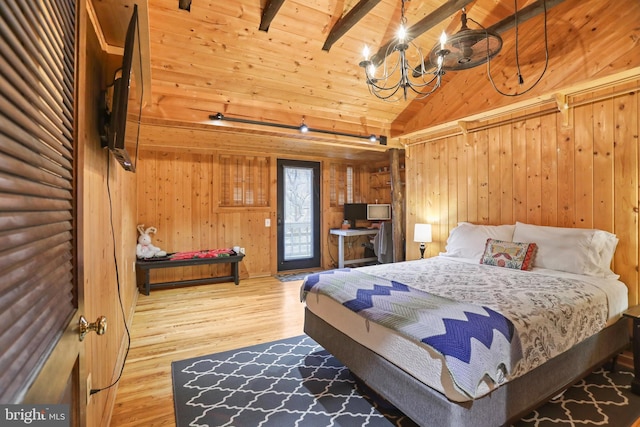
<box><xmin>343</xmin><ymin>203</ymin><xmax>367</xmax><ymax>227</ymax></box>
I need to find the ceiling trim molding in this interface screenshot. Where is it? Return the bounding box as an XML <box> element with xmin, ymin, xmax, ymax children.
<box><xmin>402</xmin><ymin>67</ymin><xmax>640</xmax><ymax>145</ymax></box>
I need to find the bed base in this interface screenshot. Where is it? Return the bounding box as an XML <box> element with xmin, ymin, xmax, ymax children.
<box><xmin>304</xmin><ymin>308</ymin><xmax>630</xmax><ymax>427</ymax></box>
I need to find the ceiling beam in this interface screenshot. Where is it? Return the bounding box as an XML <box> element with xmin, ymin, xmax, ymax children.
<box><xmin>259</xmin><ymin>0</ymin><xmax>286</xmax><ymax>32</ymax></box>
<box><xmin>178</xmin><ymin>0</ymin><xmax>191</xmax><ymax>12</ymax></box>
<box><xmin>487</xmin><ymin>0</ymin><xmax>566</xmax><ymax>34</ymax></box>
<box><xmin>322</xmin><ymin>0</ymin><xmax>383</xmax><ymax>52</ymax></box>
<box><xmin>371</xmin><ymin>0</ymin><xmax>472</xmax><ymax>66</ymax></box>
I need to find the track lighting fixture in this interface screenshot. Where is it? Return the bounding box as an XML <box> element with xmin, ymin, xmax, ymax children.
<box><xmin>209</xmin><ymin>113</ymin><xmax>386</xmax><ymax>145</ymax></box>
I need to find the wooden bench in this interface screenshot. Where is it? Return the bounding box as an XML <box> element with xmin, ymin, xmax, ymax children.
<box><xmin>136</xmin><ymin>253</ymin><xmax>245</xmax><ymax>295</ymax></box>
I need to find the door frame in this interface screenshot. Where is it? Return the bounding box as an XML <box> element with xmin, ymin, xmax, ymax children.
<box><xmin>276</xmin><ymin>159</ymin><xmax>321</xmax><ymax>271</ymax></box>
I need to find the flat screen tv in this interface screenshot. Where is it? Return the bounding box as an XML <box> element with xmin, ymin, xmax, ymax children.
<box><xmin>367</xmin><ymin>203</ymin><xmax>392</xmax><ymax>221</ymax></box>
<box><xmin>106</xmin><ymin>5</ymin><xmax>142</xmax><ymax>172</ymax></box>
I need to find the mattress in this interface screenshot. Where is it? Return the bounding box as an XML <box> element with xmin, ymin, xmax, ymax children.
<box><xmin>302</xmin><ymin>256</ymin><xmax>629</xmax><ymax>402</ymax></box>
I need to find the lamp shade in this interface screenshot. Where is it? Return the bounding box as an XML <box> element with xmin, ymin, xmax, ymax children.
<box><xmin>413</xmin><ymin>223</ymin><xmax>432</xmax><ymax>243</ymax></box>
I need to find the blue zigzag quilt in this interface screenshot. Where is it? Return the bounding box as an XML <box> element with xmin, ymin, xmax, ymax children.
<box><xmin>302</xmin><ymin>269</ymin><xmax>523</xmax><ymax>398</ymax></box>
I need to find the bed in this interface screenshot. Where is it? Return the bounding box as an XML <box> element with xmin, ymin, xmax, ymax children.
<box><xmin>301</xmin><ymin>221</ymin><xmax>630</xmax><ymax>427</ymax></box>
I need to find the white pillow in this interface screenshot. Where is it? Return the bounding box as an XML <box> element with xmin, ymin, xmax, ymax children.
<box><xmin>512</xmin><ymin>222</ymin><xmax>618</xmax><ymax>278</ymax></box>
<box><xmin>441</xmin><ymin>222</ymin><xmax>515</xmax><ymax>261</ymax></box>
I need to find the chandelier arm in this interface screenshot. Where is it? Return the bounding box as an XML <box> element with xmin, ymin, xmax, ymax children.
<box><xmin>410</xmin><ymin>71</ymin><xmax>441</xmax><ymax>88</ymax></box>
<box><xmin>369</xmin><ymin>83</ymin><xmax>404</xmax><ymax>100</ymax></box>
<box><xmin>364</xmin><ymin>58</ymin><xmax>444</xmax><ymax>100</ymax></box>
<box><xmin>484</xmin><ymin>0</ymin><xmax>549</xmax><ymax>97</ymax></box>
<box><xmin>410</xmin><ymin>75</ymin><xmax>443</xmax><ymax>99</ymax></box>
<box><xmin>367</xmin><ymin>68</ymin><xmax>441</xmax><ymax>91</ymax></box>
<box><xmin>365</xmin><ymin>41</ymin><xmax>405</xmax><ymax>84</ymax></box>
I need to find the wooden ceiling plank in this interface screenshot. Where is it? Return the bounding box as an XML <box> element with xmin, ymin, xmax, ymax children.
<box><xmin>147</xmin><ymin>88</ymin><xmax>395</xmax><ymax>130</ymax></box>
<box><xmin>259</xmin><ymin>0</ymin><xmax>286</xmax><ymax>32</ymax></box>
<box><xmin>488</xmin><ymin>0</ymin><xmax>566</xmax><ymax>35</ymax></box>
<box><xmin>371</xmin><ymin>0</ymin><xmax>473</xmax><ymax>66</ymax></box>
<box><xmin>322</xmin><ymin>0</ymin><xmax>383</xmax><ymax>52</ymax></box>
<box><xmin>398</xmin><ymin>0</ymin><xmax>640</xmax><ymax>135</ymax></box>
<box><xmin>145</xmin><ymin>99</ymin><xmax>394</xmax><ymax>138</ymax></box>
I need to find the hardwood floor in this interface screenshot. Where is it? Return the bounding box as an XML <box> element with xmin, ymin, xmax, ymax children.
<box><xmin>110</xmin><ymin>276</ymin><xmax>305</xmax><ymax>426</ymax></box>
<box><xmin>110</xmin><ymin>275</ymin><xmax>636</xmax><ymax>426</ymax></box>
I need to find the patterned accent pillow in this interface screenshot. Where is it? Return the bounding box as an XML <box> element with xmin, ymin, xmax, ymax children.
<box><xmin>480</xmin><ymin>238</ymin><xmax>537</xmax><ymax>270</ymax></box>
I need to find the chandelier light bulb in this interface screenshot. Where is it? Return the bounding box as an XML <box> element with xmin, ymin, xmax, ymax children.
<box><xmin>440</xmin><ymin>31</ymin><xmax>447</xmax><ymax>50</ymax></box>
<box><xmin>367</xmin><ymin>63</ymin><xmax>376</xmax><ymax>77</ymax></box>
<box><xmin>362</xmin><ymin>45</ymin><xmax>370</xmax><ymax>61</ymax></box>
<box><xmin>398</xmin><ymin>25</ymin><xmax>407</xmax><ymax>42</ymax></box>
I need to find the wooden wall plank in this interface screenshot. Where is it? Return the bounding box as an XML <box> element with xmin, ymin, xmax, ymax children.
<box><xmin>455</xmin><ymin>136</ymin><xmax>468</xmax><ymax>223</ymax></box>
<box><xmin>465</xmin><ymin>134</ymin><xmax>478</xmax><ymax>224</ymax></box>
<box><xmin>574</xmin><ymin>101</ymin><xmax>594</xmax><ymax>228</ymax></box>
<box><xmin>499</xmin><ymin>123</ymin><xmax>514</xmax><ymax>224</ymax></box>
<box><xmin>428</xmin><ymin>141</ymin><xmax>442</xmax><ymax>253</ymax></box>
<box><xmin>438</xmin><ymin>140</ymin><xmax>450</xmax><ymax>237</ymax></box>
<box><xmin>613</xmin><ymin>88</ymin><xmax>638</xmax><ymax>305</ymax></box>
<box><xmin>556</xmin><ymin>114</ymin><xmax>575</xmax><ymax>227</ymax></box>
<box><xmin>525</xmin><ymin>115</ymin><xmax>542</xmax><ymax>224</ymax></box>
<box><xmin>592</xmin><ymin>93</ymin><xmax>615</xmax><ymax>233</ymax></box>
<box><xmin>512</xmin><ymin>119</ymin><xmax>527</xmax><ymax>222</ymax></box>
<box><xmin>476</xmin><ymin>130</ymin><xmax>490</xmax><ymax>224</ymax></box>
<box><xmin>540</xmin><ymin>113</ymin><xmax>558</xmax><ymax>225</ymax></box>
<box><xmin>408</xmin><ymin>143</ymin><xmax>427</xmax><ymax>257</ymax></box>
<box><xmin>488</xmin><ymin>125</ymin><xmax>501</xmax><ymax>224</ymax></box>
<box><xmin>448</xmin><ymin>136</ymin><xmax>458</xmax><ymax>230</ymax></box>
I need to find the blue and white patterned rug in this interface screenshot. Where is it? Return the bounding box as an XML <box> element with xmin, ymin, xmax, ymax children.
<box><xmin>274</xmin><ymin>271</ymin><xmax>320</xmax><ymax>282</ymax></box>
<box><xmin>171</xmin><ymin>335</ymin><xmax>640</xmax><ymax>427</ymax></box>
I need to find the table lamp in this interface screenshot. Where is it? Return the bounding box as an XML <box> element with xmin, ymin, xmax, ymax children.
<box><xmin>413</xmin><ymin>223</ymin><xmax>432</xmax><ymax>259</ymax></box>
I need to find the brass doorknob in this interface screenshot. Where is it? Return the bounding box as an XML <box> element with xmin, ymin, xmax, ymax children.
<box><xmin>79</xmin><ymin>315</ymin><xmax>107</xmax><ymax>341</ymax></box>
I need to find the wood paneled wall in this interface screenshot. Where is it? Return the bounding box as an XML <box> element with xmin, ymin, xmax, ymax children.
<box><xmin>80</xmin><ymin>12</ymin><xmax>139</xmax><ymax>427</ymax></box>
<box><xmin>405</xmin><ymin>81</ymin><xmax>640</xmax><ymax>306</ymax></box>
<box><xmin>135</xmin><ymin>148</ymin><xmax>378</xmax><ymax>281</ymax></box>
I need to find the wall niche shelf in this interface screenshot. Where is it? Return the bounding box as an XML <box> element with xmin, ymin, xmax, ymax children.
<box><xmin>369</xmin><ymin>161</ymin><xmax>404</xmax><ymax>204</ymax></box>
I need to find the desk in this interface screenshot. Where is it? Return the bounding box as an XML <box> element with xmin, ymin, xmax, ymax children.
<box><xmin>330</xmin><ymin>228</ymin><xmax>379</xmax><ymax>268</ymax></box>
<box><xmin>136</xmin><ymin>253</ymin><xmax>245</xmax><ymax>295</ymax></box>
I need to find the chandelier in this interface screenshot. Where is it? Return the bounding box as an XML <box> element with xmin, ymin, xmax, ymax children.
<box><xmin>359</xmin><ymin>1</ymin><xmax>503</xmax><ymax>102</ymax></box>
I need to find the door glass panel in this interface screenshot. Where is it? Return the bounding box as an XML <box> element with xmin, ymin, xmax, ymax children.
<box><xmin>284</xmin><ymin>166</ymin><xmax>313</xmax><ymax>260</ymax></box>
<box><xmin>277</xmin><ymin>159</ymin><xmax>320</xmax><ymax>271</ymax></box>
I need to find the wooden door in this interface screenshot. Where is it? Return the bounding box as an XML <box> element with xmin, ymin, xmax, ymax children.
<box><xmin>0</xmin><ymin>1</ymin><xmax>86</xmax><ymax>424</ymax></box>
